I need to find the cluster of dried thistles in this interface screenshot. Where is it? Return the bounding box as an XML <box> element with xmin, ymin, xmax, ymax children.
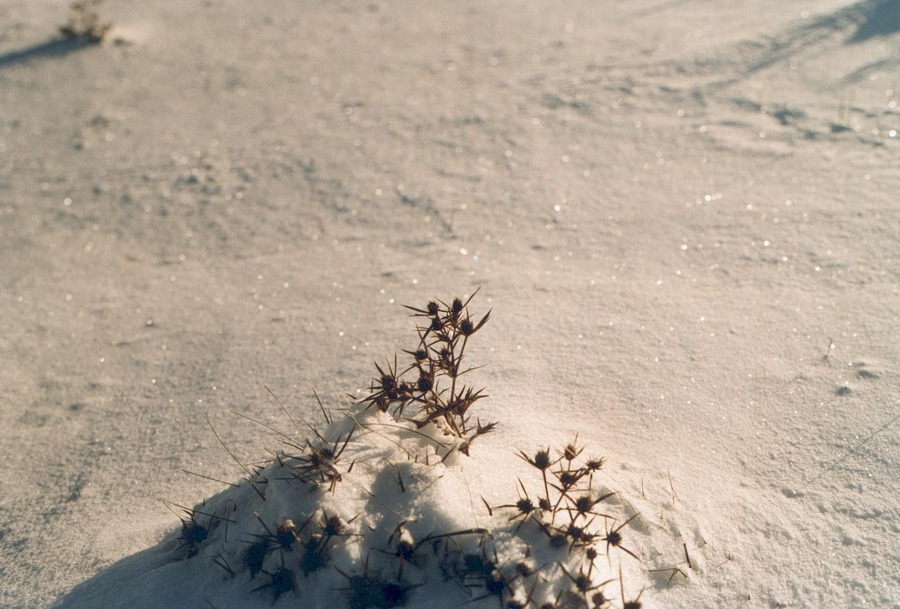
<box><xmin>163</xmin><ymin>294</ymin><xmax>678</xmax><ymax>608</ymax></box>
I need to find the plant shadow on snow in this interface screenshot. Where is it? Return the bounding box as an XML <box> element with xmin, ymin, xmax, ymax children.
<box><xmin>847</xmin><ymin>0</ymin><xmax>900</xmax><ymax>43</ymax></box>
<box><xmin>0</xmin><ymin>38</ymin><xmax>97</xmax><ymax>69</ymax></box>
<box><xmin>0</xmin><ymin>0</ymin><xmax>110</xmax><ymax>69</ymax></box>
<box><xmin>55</xmin><ymin>294</ymin><xmax>687</xmax><ymax>609</ymax></box>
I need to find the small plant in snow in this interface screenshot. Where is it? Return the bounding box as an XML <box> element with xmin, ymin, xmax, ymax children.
<box><xmin>164</xmin><ymin>293</ymin><xmax>678</xmax><ymax>608</ymax></box>
<box><xmin>362</xmin><ymin>291</ymin><xmax>494</xmax><ymax>457</ymax></box>
<box><xmin>59</xmin><ymin>0</ymin><xmax>111</xmax><ymax>43</ymax></box>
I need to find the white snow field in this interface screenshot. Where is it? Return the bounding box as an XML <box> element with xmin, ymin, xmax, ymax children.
<box><xmin>0</xmin><ymin>1</ymin><xmax>897</xmax><ymax>608</ymax></box>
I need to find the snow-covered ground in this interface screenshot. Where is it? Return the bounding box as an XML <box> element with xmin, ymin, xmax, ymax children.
<box><xmin>0</xmin><ymin>1</ymin><xmax>897</xmax><ymax>608</ymax></box>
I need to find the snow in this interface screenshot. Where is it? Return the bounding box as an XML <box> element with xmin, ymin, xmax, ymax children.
<box><xmin>0</xmin><ymin>0</ymin><xmax>897</xmax><ymax>608</ymax></box>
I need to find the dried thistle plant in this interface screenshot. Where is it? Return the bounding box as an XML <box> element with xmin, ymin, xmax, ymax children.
<box><xmin>161</xmin><ymin>291</ymin><xmax>686</xmax><ymax>608</ymax></box>
<box><xmin>361</xmin><ymin>290</ymin><xmax>496</xmax><ymax>456</ymax></box>
<box><xmin>59</xmin><ymin>0</ymin><xmax>111</xmax><ymax>43</ymax></box>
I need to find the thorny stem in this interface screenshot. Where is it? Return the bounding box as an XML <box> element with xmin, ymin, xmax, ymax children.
<box><xmin>450</xmin><ymin>333</ymin><xmax>469</xmax><ymax>429</ymax></box>
<box><xmin>542</xmin><ymin>470</ymin><xmax>554</xmax><ymax>524</ymax></box>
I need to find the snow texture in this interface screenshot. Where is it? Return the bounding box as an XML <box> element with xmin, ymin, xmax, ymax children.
<box><xmin>0</xmin><ymin>1</ymin><xmax>897</xmax><ymax>608</ymax></box>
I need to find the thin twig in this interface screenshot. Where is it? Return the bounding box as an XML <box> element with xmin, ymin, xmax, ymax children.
<box><xmin>805</xmin><ymin>410</ymin><xmax>900</xmax><ymax>488</ymax></box>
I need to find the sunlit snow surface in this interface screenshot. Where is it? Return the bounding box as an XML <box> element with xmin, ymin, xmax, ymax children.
<box><xmin>1</xmin><ymin>0</ymin><xmax>898</xmax><ymax>608</ymax></box>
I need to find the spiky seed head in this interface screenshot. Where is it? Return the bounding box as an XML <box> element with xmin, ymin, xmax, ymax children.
<box><xmin>567</xmin><ymin>525</ymin><xmax>585</xmax><ymax>541</ymax></box>
<box><xmin>380</xmin><ymin>374</ymin><xmax>396</xmax><ymax>391</ymax></box>
<box><xmin>417</xmin><ymin>376</ymin><xmax>433</xmax><ymax>392</ymax></box>
<box><xmin>533</xmin><ymin>449</ymin><xmax>551</xmax><ymax>470</ymax></box>
<box><xmin>459</xmin><ymin>318</ymin><xmax>475</xmax><ymax>336</ymax></box>
<box><xmin>306</xmin><ymin>446</ymin><xmax>333</xmax><ymax>469</ymax></box>
<box><xmin>276</xmin><ymin>519</ymin><xmax>298</xmax><ymax>549</ymax></box>
<box><xmin>557</xmin><ymin>470</ymin><xmax>580</xmax><ymax>487</ymax></box>
<box><xmin>586</xmin><ymin>546</ymin><xmax>598</xmax><ymax>561</ymax></box>
<box><xmin>575</xmin><ymin>494</ymin><xmax>594</xmax><ymax>514</ymax></box>
<box><xmin>586</xmin><ymin>456</ymin><xmax>606</xmax><ymax>471</ymax></box>
<box><xmin>413</xmin><ymin>349</ymin><xmax>428</xmax><ymax>361</ymax></box>
<box><xmin>574</xmin><ymin>573</ymin><xmax>592</xmax><ymax>592</ymax></box>
<box><xmin>430</xmin><ymin>317</ymin><xmax>443</xmax><ymax>331</ymax></box>
<box><xmin>426</xmin><ymin>301</ymin><xmax>440</xmax><ymax>315</ymax></box>
<box><xmin>486</xmin><ymin>569</ymin><xmax>506</xmax><ymax>595</ymax></box>
<box><xmin>538</xmin><ymin>497</ymin><xmax>552</xmax><ymax>511</ymax></box>
<box><xmin>516</xmin><ymin>498</ymin><xmax>534</xmax><ymax>514</ymax></box>
<box><xmin>452</xmin><ymin>297</ymin><xmax>463</xmax><ymax>314</ymax></box>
